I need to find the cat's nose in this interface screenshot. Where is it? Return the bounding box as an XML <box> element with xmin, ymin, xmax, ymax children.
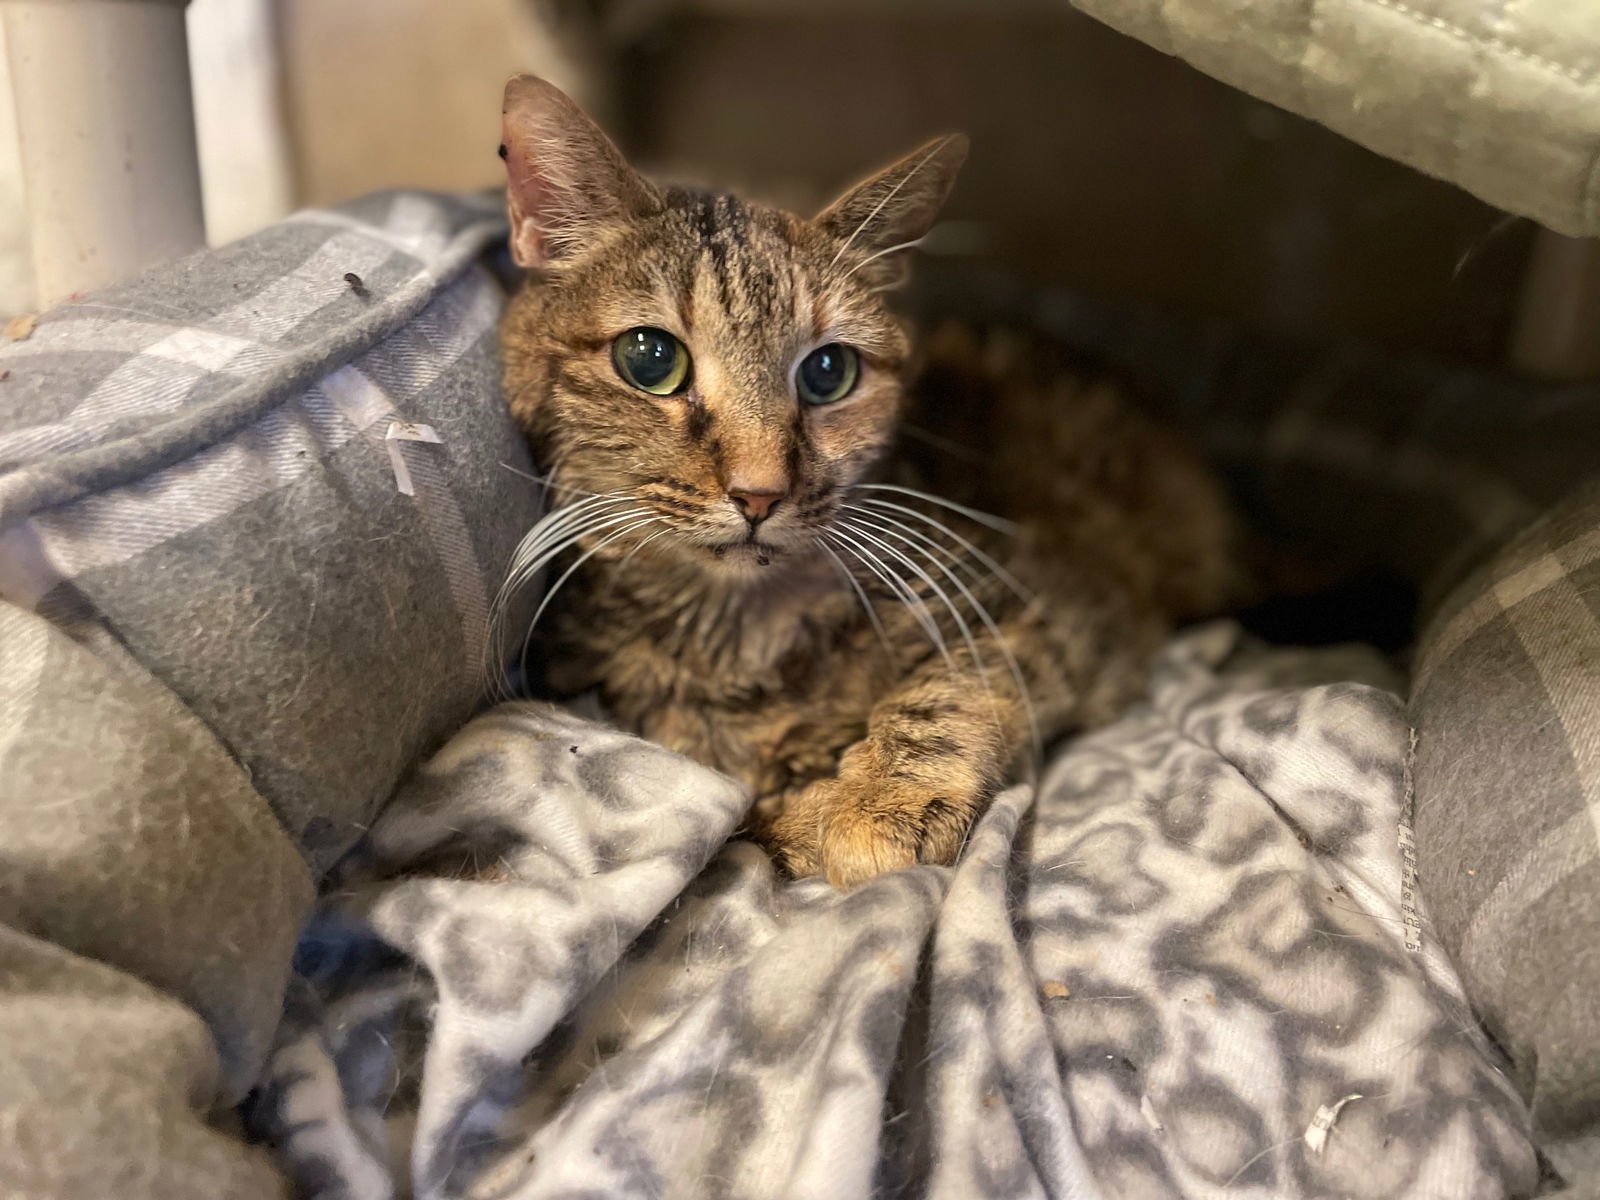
<box><xmin>728</xmin><ymin>485</ymin><xmax>784</xmax><ymax>524</ymax></box>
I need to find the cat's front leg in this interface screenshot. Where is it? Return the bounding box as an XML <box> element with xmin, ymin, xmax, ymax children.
<box><xmin>757</xmin><ymin>674</ymin><xmax>1020</xmax><ymax>888</ymax></box>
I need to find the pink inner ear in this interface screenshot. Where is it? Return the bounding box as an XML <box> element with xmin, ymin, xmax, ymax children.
<box><xmin>507</xmin><ymin>188</ymin><xmax>549</xmax><ymax>269</ymax></box>
<box><xmin>498</xmin><ymin>74</ymin><xmax>663</xmax><ymax>270</ymax></box>
<box><xmin>501</xmin><ymin>122</ymin><xmax>554</xmax><ymax>269</ymax></box>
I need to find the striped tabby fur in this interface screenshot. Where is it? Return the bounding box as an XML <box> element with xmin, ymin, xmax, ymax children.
<box><xmin>497</xmin><ymin>75</ymin><xmax>1239</xmax><ymax>887</ymax></box>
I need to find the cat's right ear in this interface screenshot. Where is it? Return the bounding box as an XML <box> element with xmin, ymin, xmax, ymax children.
<box><xmin>815</xmin><ymin>134</ymin><xmax>968</xmax><ymax>289</ymax></box>
<box><xmin>500</xmin><ymin>75</ymin><xmax>661</xmax><ymax>269</ymax></box>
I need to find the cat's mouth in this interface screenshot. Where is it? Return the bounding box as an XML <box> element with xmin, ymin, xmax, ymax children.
<box><xmin>707</xmin><ymin>537</ymin><xmax>783</xmax><ymax>569</ymax></box>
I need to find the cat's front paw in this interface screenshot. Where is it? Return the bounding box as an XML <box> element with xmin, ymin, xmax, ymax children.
<box><xmin>755</xmin><ymin>775</ymin><xmax>971</xmax><ymax>889</ymax></box>
<box><xmin>818</xmin><ymin>792</ymin><xmax>921</xmax><ymax>889</ymax></box>
<box><xmin>749</xmin><ymin>789</ymin><xmax>824</xmax><ymax>879</ymax></box>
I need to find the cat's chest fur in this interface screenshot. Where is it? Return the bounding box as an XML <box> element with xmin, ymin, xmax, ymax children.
<box><xmin>542</xmin><ymin>555</ymin><xmax>884</xmax><ymax>791</ymax></box>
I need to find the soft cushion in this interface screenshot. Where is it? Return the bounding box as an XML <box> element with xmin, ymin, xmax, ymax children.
<box><xmin>1412</xmin><ymin>477</ymin><xmax>1600</xmax><ymax>1162</ymax></box>
<box><xmin>0</xmin><ymin>191</ymin><xmax>540</xmax><ymax>875</ymax></box>
<box><xmin>1068</xmin><ymin>0</ymin><xmax>1600</xmax><ymax>237</ymax></box>
<box><xmin>0</xmin><ymin>600</ymin><xmax>307</xmax><ymax>1195</ymax></box>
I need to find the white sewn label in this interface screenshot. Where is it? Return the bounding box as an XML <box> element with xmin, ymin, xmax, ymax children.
<box><xmin>385</xmin><ymin>421</ymin><xmax>443</xmax><ymax>495</ymax></box>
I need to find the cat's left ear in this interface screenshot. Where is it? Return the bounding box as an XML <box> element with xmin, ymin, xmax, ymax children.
<box><xmin>500</xmin><ymin>74</ymin><xmax>662</xmax><ymax>269</ymax></box>
<box><xmin>815</xmin><ymin>134</ymin><xmax>968</xmax><ymax>288</ymax></box>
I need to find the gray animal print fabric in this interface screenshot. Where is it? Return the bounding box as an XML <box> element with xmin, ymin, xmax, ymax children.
<box><xmin>251</xmin><ymin>625</ymin><xmax>1538</xmax><ymax>1199</ymax></box>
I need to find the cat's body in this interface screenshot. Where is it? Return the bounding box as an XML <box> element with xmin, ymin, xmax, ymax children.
<box><xmin>497</xmin><ymin>76</ymin><xmax>1238</xmax><ymax>886</ymax></box>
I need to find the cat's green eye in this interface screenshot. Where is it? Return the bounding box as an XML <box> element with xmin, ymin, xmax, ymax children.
<box><xmin>613</xmin><ymin>327</ymin><xmax>691</xmax><ymax>396</ymax></box>
<box><xmin>797</xmin><ymin>343</ymin><xmax>859</xmax><ymax>406</ymax></box>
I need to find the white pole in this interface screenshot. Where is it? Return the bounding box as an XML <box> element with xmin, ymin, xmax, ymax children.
<box><xmin>2</xmin><ymin>0</ymin><xmax>205</xmax><ymax>310</ymax></box>
<box><xmin>188</xmin><ymin>0</ymin><xmax>293</xmax><ymax>246</ymax></box>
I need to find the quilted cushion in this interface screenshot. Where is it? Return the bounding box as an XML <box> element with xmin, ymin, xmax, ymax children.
<box><xmin>1411</xmin><ymin>478</ymin><xmax>1600</xmax><ymax>1174</ymax></box>
<box><xmin>0</xmin><ymin>191</ymin><xmax>540</xmax><ymax>875</ymax></box>
<box><xmin>1069</xmin><ymin>0</ymin><xmax>1600</xmax><ymax>237</ymax></box>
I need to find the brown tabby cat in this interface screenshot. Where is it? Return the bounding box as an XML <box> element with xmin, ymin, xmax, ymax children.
<box><xmin>496</xmin><ymin>75</ymin><xmax>1239</xmax><ymax>888</ymax></box>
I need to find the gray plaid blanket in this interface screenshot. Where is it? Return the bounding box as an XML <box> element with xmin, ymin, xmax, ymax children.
<box><xmin>250</xmin><ymin>625</ymin><xmax>1537</xmax><ymax>1199</ymax></box>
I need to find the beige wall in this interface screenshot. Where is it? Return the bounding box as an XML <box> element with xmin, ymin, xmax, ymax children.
<box><xmin>0</xmin><ymin>22</ymin><xmax>32</xmax><ymax>317</ymax></box>
<box><xmin>277</xmin><ymin>0</ymin><xmax>588</xmax><ymax>208</ymax></box>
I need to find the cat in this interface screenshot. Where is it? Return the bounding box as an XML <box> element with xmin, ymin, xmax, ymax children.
<box><xmin>496</xmin><ymin>74</ymin><xmax>1240</xmax><ymax>888</ymax></box>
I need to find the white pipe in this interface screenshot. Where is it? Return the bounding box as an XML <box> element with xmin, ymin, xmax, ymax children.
<box><xmin>2</xmin><ymin>0</ymin><xmax>204</xmax><ymax>310</ymax></box>
<box><xmin>188</xmin><ymin>0</ymin><xmax>293</xmax><ymax>246</ymax></box>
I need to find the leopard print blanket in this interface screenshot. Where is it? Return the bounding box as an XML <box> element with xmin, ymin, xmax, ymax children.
<box><xmin>249</xmin><ymin>624</ymin><xmax>1539</xmax><ymax>1199</ymax></box>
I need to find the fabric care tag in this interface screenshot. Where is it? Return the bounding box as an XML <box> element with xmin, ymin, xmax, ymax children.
<box><xmin>1305</xmin><ymin>1094</ymin><xmax>1363</xmax><ymax>1155</ymax></box>
<box><xmin>386</xmin><ymin>422</ymin><xmax>443</xmax><ymax>496</ymax></box>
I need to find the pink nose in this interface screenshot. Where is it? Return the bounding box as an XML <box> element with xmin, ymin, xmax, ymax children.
<box><xmin>729</xmin><ymin>487</ymin><xmax>784</xmax><ymax>523</ymax></box>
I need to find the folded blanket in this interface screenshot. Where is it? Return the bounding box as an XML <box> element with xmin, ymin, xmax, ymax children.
<box><xmin>252</xmin><ymin>625</ymin><xmax>1537</xmax><ymax>1199</ymax></box>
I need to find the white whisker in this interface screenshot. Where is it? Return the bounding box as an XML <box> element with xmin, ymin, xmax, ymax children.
<box><xmin>618</xmin><ymin>525</ymin><xmax>671</xmax><ymax>567</ymax></box>
<box><xmin>505</xmin><ymin>506</ymin><xmax>654</xmax><ymax>597</ymax></box>
<box><xmin>516</xmin><ymin>515</ymin><xmax>663</xmax><ymax>684</ymax></box>
<box><xmin>486</xmin><ymin>498</ymin><xmax>649</xmax><ymax>696</ymax></box>
<box><xmin>497</xmin><ymin>460</ymin><xmax>602</xmax><ymax>502</ymax></box>
<box><xmin>852</xmin><ymin>483</ymin><xmax>1019</xmax><ymax>536</ymax></box>
<box><xmin>828</xmin><ymin>135</ymin><xmax>962</xmax><ymax>270</ymax></box>
<box><xmin>844</xmin><ymin>502</ymin><xmax>983</xmax><ymax>586</ymax></box>
<box><xmin>844</xmin><ymin>509</ymin><xmax>1041</xmax><ymax>762</ymax></box>
<box><xmin>854</xmin><ymin>496</ymin><xmax>1031</xmax><ymax>602</ymax></box>
<box><xmin>502</xmin><ymin>494</ymin><xmax>635</xmax><ymax>581</ymax></box>
<box><xmin>826</xmin><ymin>527</ymin><xmax>954</xmax><ymax>671</ymax></box>
<box><xmin>816</xmin><ymin>537</ymin><xmax>894</xmax><ymax>660</ymax></box>
<box><xmin>837</xmin><ymin>516</ymin><xmax>988</xmax><ymax>692</ymax></box>
<box><xmin>841</xmin><ymin>235</ymin><xmax>926</xmax><ymax>283</ymax></box>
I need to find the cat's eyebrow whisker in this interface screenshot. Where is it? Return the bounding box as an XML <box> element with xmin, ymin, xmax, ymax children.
<box><xmin>851</xmin><ymin>483</ymin><xmax>1020</xmax><ymax>536</ymax></box>
<box><xmin>826</xmin><ymin>527</ymin><xmax>954</xmax><ymax>673</ymax></box>
<box><xmin>843</xmin><ymin>510</ymin><xmax>1041</xmax><ymax>763</ymax></box>
<box><xmin>853</xmin><ymin>497</ymin><xmax>1032</xmax><ymax>603</ymax></box>
<box><xmin>815</xmin><ymin>537</ymin><xmax>894</xmax><ymax>660</ymax></box>
<box><xmin>841</xmin><ymin>235</ymin><xmax>926</xmax><ymax>283</ymax></box>
<box><xmin>828</xmin><ymin>134</ymin><xmax>961</xmax><ymax>271</ymax></box>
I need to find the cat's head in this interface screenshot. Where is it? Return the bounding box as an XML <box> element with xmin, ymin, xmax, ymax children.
<box><xmin>498</xmin><ymin>75</ymin><xmax>965</xmax><ymax>580</ymax></box>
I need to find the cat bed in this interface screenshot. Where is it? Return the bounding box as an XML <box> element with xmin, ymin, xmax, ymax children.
<box><xmin>1065</xmin><ymin>0</ymin><xmax>1600</xmax><ymax>237</ymax></box>
<box><xmin>1</xmin><ymin>190</ymin><xmax>1597</xmax><ymax>1197</ymax></box>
